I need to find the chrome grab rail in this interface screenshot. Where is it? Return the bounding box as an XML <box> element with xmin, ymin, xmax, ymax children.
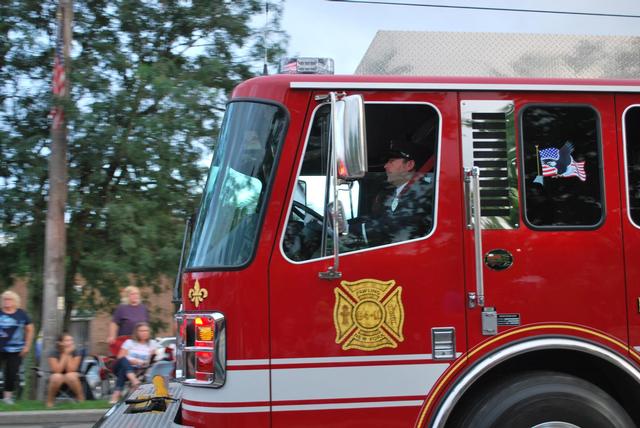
<box><xmin>465</xmin><ymin>167</ymin><xmax>485</xmax><ymax>307</ymax></box>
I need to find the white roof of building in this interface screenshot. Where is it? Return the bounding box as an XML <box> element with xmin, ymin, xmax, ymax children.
<box><xmin>356</xmin><ymin>31</ymin><xmax>640</xmax><ymax>79</ymax></box>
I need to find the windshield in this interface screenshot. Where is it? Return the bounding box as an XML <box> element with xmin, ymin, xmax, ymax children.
<box><xmin>187</xmin><ymin>100</ymin><xmax>287</xmax><ymax>268</ymax></box>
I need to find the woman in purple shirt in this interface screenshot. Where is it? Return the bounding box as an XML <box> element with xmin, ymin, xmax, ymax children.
<box><xmin>107</xmin><ymin>286</ymin><xmax>149</xmax><ymax>346</ymax></box>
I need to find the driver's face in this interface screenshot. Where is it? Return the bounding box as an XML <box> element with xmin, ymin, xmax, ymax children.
<box><xmin>385</xmin><ymin>157</ymin><xmax>414</xmax><ymax>186</ymax></box>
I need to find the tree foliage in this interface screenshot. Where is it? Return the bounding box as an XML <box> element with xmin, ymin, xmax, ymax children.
<box><xmin>0</xmin><ymin>0</ymin><xmax>287</xmax><ymax>325</ymax></box>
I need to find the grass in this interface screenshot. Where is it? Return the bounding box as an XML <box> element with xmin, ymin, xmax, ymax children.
<box><xmin>0</xmin><ymin>399</ymin><xmax>111</xmax><ymax>412</ymax></box>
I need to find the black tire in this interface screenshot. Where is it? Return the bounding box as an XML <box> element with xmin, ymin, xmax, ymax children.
<box><xmin>449</xmin><ymin>371</ymin><xmax>634</xmax><ymax>428</ymax></box>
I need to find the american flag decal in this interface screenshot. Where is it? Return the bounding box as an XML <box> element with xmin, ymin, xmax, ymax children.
<box><xmin>538</xmin><ymin>143</ymin><xmax>587</xmax><ymax>182</ymax></box>
<box><xmin>50</xmin><ymin>10</ymin><xmax>66</xmax><ymax>130</ymax></box>
<box><xmin>563</xmin><ymin>160</ymin><xmax>586</xmax><ymax>181</ymax></box>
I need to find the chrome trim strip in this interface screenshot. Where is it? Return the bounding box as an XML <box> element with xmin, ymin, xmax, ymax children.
<box><xmin>183</xmin><ymin>346</ymin><xmax>214</xmax><ymax>353</ymax></box>
<box><xmin>431</xmin><ymin>337</ymin><xmax>640</xmax><ymax>428</ymax></box>
<box><xmin>291</xmin><ymin>82</ymin><xmax>640</xmax><ymax>93</ymax></box>
<box><xmin>271</xmin><ymin>353</ymin><xmax>436</xmax><ymax>365</ymax></box>
<box><xmin>183</xmin><ymin>403</ymin><xmax>270</xmax><ymax>414</ymax></box>
<box><xmin>226</xmin><ymin>353</ymin><xmax>461</xmax><ymax>367</ymax></box>
<box><xmin>272</xmin><ymin>400</ymin><xmax>423</xmax><ymax>411</ymax></box>
<box><xmin>183</xmin><ymin>400</ymin><xmax>423</xmax><ymax>414</ymax></box>
<box><xmin>228</xmin><ymin>359</ymin><xmax>270</xmax><ymax>366</ymax></box>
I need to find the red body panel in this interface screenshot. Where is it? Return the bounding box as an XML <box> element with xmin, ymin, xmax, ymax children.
<box><xmin>268</xmin><ymin>90</ymin><xmax>465</xmax><ymax>427</ymax></box>
<box><xmin>178</xmin><ymin>74</ymin><xmax>640</xmax><ymax>428</ymax></box>
<box><xmin>618</xmin><ymin>94</ymin><xmax>640</xmax><ymax>353</ymax></box>
<box><xmin>462</xmin><ymin>92</ymin><xmax>627</xmax><ymax>348</ymax></box>
<box><xmin>180</xmin><ymin>83</ymin><xmax>312</xmax><ymax>428</ymax></box>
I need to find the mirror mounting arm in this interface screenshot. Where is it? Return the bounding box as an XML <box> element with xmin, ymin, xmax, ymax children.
<box><xmin>320</xmin><ymin>92</ymin><xmax>342</xmax><ymax>281</ymax></box>
<box><xmin>319</xmin><ymin>266</ymin><xmax>342</xmax><ymax>280</ymax></box>
<box><xmin>315</xmin><ymin>92</ymin><xmax>346</xmax><ymax>103</ymax></box>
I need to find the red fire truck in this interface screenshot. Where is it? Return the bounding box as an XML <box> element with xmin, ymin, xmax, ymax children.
<box><xmin>101</xmin><ymin>59</ymin><xmax>640</xmax><ymax>427</ymax></box>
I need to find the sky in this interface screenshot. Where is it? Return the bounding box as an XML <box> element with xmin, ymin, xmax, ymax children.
<box><xmin>281</xmin><ymin>0</ymin><xmax>640</xmax><ymax>74</ymax></box>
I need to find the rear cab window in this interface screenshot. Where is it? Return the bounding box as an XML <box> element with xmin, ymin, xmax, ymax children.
<box><xmin>520</xmin><ymin>105</ymin><xmax>604</xmax><ymax>229</ymax></box>
<box><xmin>624</xmin><ymin>106</ymin><xmax>640</xmax><ymax>226</ymax></box>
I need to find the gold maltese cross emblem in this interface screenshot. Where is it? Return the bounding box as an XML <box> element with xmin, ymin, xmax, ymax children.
<box><xmin>333</xmin><ymin>278</ymin><xmax>404</xmax><ymax>351</ymax></box>
<box><xmin>188</xmin><ymin>279</ymin><xmax>208</xmax><ymax>308</ymax></box>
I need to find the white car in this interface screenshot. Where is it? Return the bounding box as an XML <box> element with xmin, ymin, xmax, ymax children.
<box><xmin>154</xmin><ymin>336</ymin><xmax>176</xmax><ymax>362</ymax></box>
<box><xmin>147</xmin><ymin>337</ymin><xmax>176</xmax><ymax>382</ymax></box>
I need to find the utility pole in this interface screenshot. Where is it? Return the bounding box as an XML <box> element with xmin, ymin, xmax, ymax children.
<box><xmin>38</xmin><ymin>0</ymin><xmax>72</xmax><ymax>400</ymax></box>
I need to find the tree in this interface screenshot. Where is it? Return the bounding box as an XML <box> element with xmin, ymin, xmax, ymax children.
<box><xmin>0</xmin><ymin>0</ymin><xmax>287</xmax><ymax>328</ymax></box>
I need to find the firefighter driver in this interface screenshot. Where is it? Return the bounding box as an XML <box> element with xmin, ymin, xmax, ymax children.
<box><xmin>354</xmin><ymin>139</ymin><xmax>434</xmax><ymax>247</ymax></box>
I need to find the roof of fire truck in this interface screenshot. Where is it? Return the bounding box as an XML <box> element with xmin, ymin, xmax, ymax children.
<box><xmin>233</xmin><ymin>73</ymin><xmax>640</xmax><ymax>99</ymax></box>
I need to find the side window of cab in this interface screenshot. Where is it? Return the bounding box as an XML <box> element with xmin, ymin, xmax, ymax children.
<box><xmin>520</xmin><ymin>105</ymin><xmax>604</xmax><ymax>229</ymax></box>
<box><xmin>282</xmin><ymin>102</ymin><xmax>440</xmax><ymax>262</ymax></box>
<box><xmin>624</xmin><ymin>106</ymin><xmax>640</xmax><ymax>226</ymax></box>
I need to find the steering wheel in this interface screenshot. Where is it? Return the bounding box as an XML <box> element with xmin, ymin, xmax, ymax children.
<box><xmin>292</xmin><ymin>201</ymin><xmax>324</xmax><ymax>224</ymax></box>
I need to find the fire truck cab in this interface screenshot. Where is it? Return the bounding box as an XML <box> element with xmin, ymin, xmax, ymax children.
<box><xmin>174</xmin><ymin>68</ymin><xmax>640</xmax><ymax>428</ymax></box>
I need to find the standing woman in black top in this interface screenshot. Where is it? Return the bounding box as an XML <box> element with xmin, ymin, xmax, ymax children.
<box><xmin>0</xmin><ymin>290</ymin><xmax>34</xmax><ymax>405</ymax></box>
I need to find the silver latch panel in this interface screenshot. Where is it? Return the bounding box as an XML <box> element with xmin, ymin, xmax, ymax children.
<box><xmin>482</xmin><ymin>307</ymin><xmax>498</xmax><ymax>336</ymax></box>
<box><xmin>432</xmin><ymin>327</ymin><xmax>456</xmax><ymax>360</ymax></box>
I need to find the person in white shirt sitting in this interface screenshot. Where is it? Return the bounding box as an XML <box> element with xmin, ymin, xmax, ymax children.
<box><xmin>109</xmin><ymin>322</ymin><xmax>157</xmax><ymax>404</ymax></box>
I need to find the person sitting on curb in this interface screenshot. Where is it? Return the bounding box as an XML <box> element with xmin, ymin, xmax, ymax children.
<box><xmin>109</xmin><ymin>322</ymin><xmax>158</xmax><ymax>404</ymax></box>
<box><xmin>46</xmin><ymin>332</ymin><xmax>85</xmax><ymax>407</ymax></box>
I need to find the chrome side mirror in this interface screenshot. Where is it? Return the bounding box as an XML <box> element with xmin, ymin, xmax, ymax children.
<box><xmin>334</xmin><ymin>94</ymin><xmax>367</xmax><ymax>180</ymax></box>
<box><xmin>319</xmin><ymin>93</ymin><xmax>368</xmax><ymax>281</ymax></box>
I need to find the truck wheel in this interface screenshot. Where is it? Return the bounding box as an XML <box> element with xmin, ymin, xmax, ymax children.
<box><xmin>449</xmin><ymin>371</ymin><xmax>634</xmax><ymax>428</ymax></box>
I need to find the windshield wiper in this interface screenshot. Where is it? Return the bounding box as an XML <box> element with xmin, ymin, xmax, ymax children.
<box><xmin>173</xmin><ymin>216</ymin><xmax>193</xmax><ymax>305</ymax></box>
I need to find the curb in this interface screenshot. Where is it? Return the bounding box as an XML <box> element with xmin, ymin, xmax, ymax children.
<box><xmin>0</xmin><ymin>409</ymin><xmax>107</xmax><ymax>425</ymax></box>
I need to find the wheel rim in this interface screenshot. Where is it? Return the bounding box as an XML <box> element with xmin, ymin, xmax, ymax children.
<box><xmin>532</xmin><ymin>423</ymin><xmax>582</xmax><ymax>428</ymax></box>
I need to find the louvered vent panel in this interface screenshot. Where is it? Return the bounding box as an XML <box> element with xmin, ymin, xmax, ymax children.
<box><xmin>461</xmin><ymin>101</ymin><xmax>519</xmax><ymax>229</ymax></box>
<box><xmin>471</xmin><ymin>112</ymin><xmax>510</xmax><ymax>217</ymax></box>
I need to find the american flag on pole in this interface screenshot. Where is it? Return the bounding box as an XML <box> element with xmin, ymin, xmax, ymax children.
<box><xmin>50</xmin><ymin>10</ymin><xmax>66</xmax><ymax>130</ymax></box>
<box><xmin>280</xmin><ymin>58</ymin><xmax>298</xmax><ymax>74</ymax></box>
<box><xmin>539</xmin><ymin>147</ymin><xmax>559</xmax><ymax>177</ymax></box>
